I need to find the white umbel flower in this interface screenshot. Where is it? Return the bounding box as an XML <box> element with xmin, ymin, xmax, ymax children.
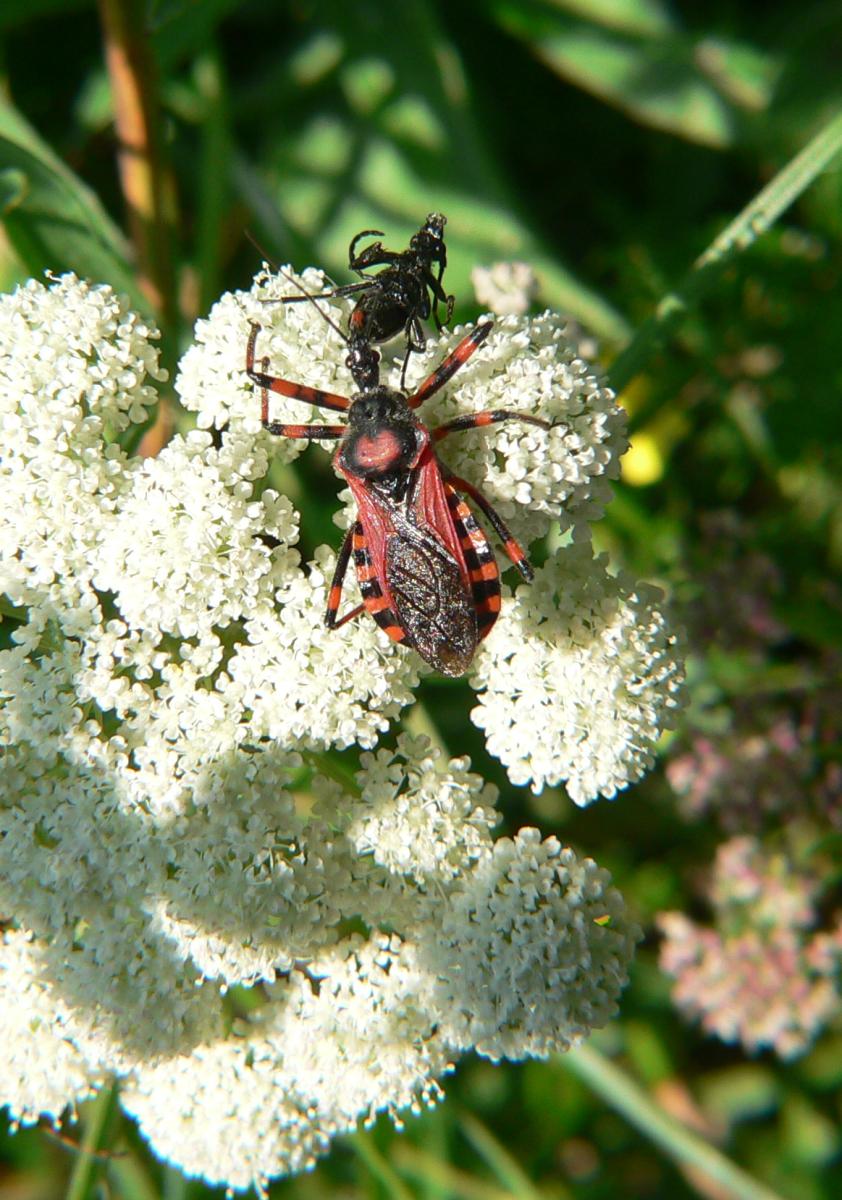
<box><xmin>400</xmin><ymin>311</ymin><xmax>626</xmax><ymax>545</ymax></box>
<box><xmin>471</xmin><ymin>542</ymin><xmax>685</xmax><ymax>801</ymax></box>
<box><xmin>0</xmin><ymin>930</ymin><xmax>101</xmax><ymax>1127</ymax></box>
<box><xmin>426</xmin><ymin>827</ymin><xmax>641</xmax><ymax>1060</ymax></box>
<box><xmin>177</xmin><ymin>269</ymin><xmax>626</xmax><ymax>546</ymax></box>
<box><xmin>471</xmin><ymin>261</ymin><xmax>538</xmax><ymax>315</ymax></box>
<box><xmin>344</xmin><ymin>734</ymin><xmax>499</xmax><ymax>879</ymax></box>
<box><xmin>0</xmin><ymin>272</ymin><xmax>657</xmax><ymax>1190</ymax></box>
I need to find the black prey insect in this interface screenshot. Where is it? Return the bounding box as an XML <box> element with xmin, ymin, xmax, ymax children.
<box><xmin>280</xmin><ymin>213</ymin><xmax>455</xmax><ymax>389</ymax></box>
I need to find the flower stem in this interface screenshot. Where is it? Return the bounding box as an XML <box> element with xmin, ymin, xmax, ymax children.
<box><xmin>609</xmin><ymin>109</ymin><xmax>842</xmax><ymax>417</ymax></box>
<box><xmin>97</xmin><ymin>0</ymin><xmax>177</xmax><ymax>326</ymax></box>
<box><xmin>563</xmin><ymin>1043</ymin><xmax>785</xmax><ymax>1200</ymax></box>
<box><xmin>404</xmin><ymin>700</ymin><xmax>451</xmax><ymax>759</ymax></box>
<box><xmin>393</xmin><ymin>1142</ymin><xmax>524</xmax><ymax>1200</ymax></box>
<box><xmin>64</xmin><ymin>1081</ymin><xmax>117</xmax><ymax>1200</ymax></box>
<box><xmin>352</xmin><ymin>1129</ymin><xmax>415</xmax><ymax>1200</ymax></box>
<box><xmin>457</xmin><ymin>1109</ymin><xmax>570</xmax><ymax>1200</ymax></box>
<box><xmin>97</xmin><ymin>0</ymin><xmax>178</xmax><ymax>455</ymax></box>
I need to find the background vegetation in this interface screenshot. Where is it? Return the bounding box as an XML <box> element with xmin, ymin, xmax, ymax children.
<box><xmin>1</xmin><ymin>1</ymin><xmax>841</xmax><ymax>1198</ymax></box>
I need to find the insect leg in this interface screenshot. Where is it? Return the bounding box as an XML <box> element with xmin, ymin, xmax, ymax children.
<box><xmin>443</xmin><ymin>470</ymin><xmax>534</xmax><ymax>582</ymax></box>
<box><xmin>348</xmin><ymin>238</ymin><xmax>401</xmax><ymax>275</ymax></box>
<box><xmin>432</xmin><ymin>409</ymin><xmax>551</xmax><ymax>440</ymax></box>
<box><xmin>406</xmin><ymin>316</ymin><xmax>426</xmax><ymax>353</ymax></box>
<box><xmin>423</xmin><ymin>268</ymin><xmax>455</xmax><ymax>329</ymax></box>
<box><xmin>399</xmin><ymin>345</ymin><xmax>411</xmax><ymax>394</ymax></box>
<box><xmin>279</xmin><ymin>279</ymin><xmax>373</xmax><ymax>304</ymax></box>
<box><xmin>397</xmin><ymin>316</ymin><xmax>427</xmax><ymax>392</ymax></box>
<box><xmin>246</xmin><ymin>323</ymin><xmax>351</xmax><ymax>415</ymax></box>
<box><xmin>325</xmin><ymin>528</ymin><xmax>365</xmax><ymax>628</ymax></box>
<box><xmin>252</xmin><ymin>352</ymin><xmax>344</xmax><ymax>439</ymax></box>
<box><xmin>408</xmin><ymin>322</ymin><xmax>494</xmax><ymax>409</ymax></box>
<box><xmin>332</xmin><ymin>603</ymin><xmax>365</xmax><ymax>628</ymax></box>
<box><xmin>262</xmin><ymin>421</ymin><xmax>345</xmax><ymax>439</ymax></box>
<box><xmin>348</xmin><ymin>228</ymin><xmax>384</xmax><ymax>262</ymax></box>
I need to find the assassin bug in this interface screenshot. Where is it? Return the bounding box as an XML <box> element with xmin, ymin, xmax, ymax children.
<box><xmin>246</xmin><ymin>293</ymin><xmax>551</xmax><ymax>676</ymax></box>
<box><xmin>280</xmin><ymin>213</ymin><xmax>455</xmax><ymax>389</ymax></box>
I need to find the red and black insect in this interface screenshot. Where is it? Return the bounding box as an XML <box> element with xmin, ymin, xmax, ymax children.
<box><xmin>281</xmin><ymin>213</ymin><xmax>455</xmax><ymax>389</ymax></box>
<box><xmin>246</xmin><ymin>318</ymin><xmax>550</xmax><ymax>677</ymax></box>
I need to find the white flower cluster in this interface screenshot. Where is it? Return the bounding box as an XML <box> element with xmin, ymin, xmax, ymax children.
<box><xmin>472</xmin><ymin>543</ymin><xmax>685</xmax><ymax>800</ymax></box>
<box><xmin>0</xmin><ymin>272</ymin><xmax>659</xmax><ymax>1189</ymax></box>
<box><xmin>400</xmin><ymin>310</ymin><xmax>626</xmax><ymax>546</ymax></box>
<box><xmin>344</xmin><ymin>736</ymin><xmax>499</xmax><ymax>880</ymax></box>
<box><xmin>471</xmin><ymin>261</ymin><xmax>538</xmax><ymax>316</ymax></box>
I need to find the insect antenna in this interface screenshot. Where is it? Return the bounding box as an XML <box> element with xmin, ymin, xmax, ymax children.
<box><xmin>244</xmin><ymin>228</ymin><xmax>280</xmax><ymax>272</ymax></box>
<box><xmin>255</xmin><ymin>259</ymin><xmax>382</xmax><ymax>392</ymax></box>
<box><xmin>266</xmin><ymin>264</ymin><xmax>351</xmax><ymax>345</ymax></box>
<box><xmin>243</xmin><ymin>230</ymin><xmax>348</xmax><ymax>340</ymax></box>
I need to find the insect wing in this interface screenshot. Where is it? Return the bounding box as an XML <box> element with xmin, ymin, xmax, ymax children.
<box><xmin>343</xmin><ymin>455</ymin><xmax>484</xmax><ymax>676</ymax></box>
<box><xmin>412</xmin><ymin>453</ymin><xmax>503</xmax><ymax>644</ymax></box>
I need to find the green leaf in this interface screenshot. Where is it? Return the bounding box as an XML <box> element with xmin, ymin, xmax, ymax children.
<box><xmin>0</xmin><ymin>166</ymin><xmax>27</xmax><ymax>211</ymax></box>
<box><xmin>491</xmin><ymin>0</ymin><xmax>777</xmax><ymax>148</ymax></box>
<box><xmin>457</xmin><ymin>1111</ymin><xmax>550</xmax><ymax>1200</ymax></box>
<box><xmin>254</xmin><ymin>126</ymin><xmax>630</xmax><ymax>343</ymax></box>
<box><xmin>611</xmin><ymin>109</ymin><xmax>842</xmax><ymax>398</ymax></box>
<box><xmin>151</xmin><ymin>0</ymin><xmax>245</xmax><ymax>71</ymax></box>
<box><xmin>234</xmin><ymin>1</ymin><xmax>629</xmax><ymax>344</ymax></box>
<box><xmin>0</xmin><ymin>97</ymin><xmax>145</xmax><ymax>310</ymax></box>
<box><xmin>565</xmin><ymin>1042</ymin><xmax>789</xmax><ymax>1200</ymax></box>
<box><xmin>698</xmin><ymin>1065</ymin><xmax>780</xmax><ymax>1127</ymax></box>
<box><xmin>544</xmin><ymin>0</ymin><xmax>675</xmax><ymax>38</ymax></box>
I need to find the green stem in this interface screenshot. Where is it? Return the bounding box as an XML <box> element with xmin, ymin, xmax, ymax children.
<box><xmin>64</xmin><ymin>1081</ymin><xmax>117</xmax><ymax>1200</ymax></box>
<box><xmin>393</xmin><ymin>1142</ymin><xmax>521</xmax><ymax>1200</ymax></box>
<box><xmin>97</xmin><ymin>0</ymin><xmax>179</xmax><ymax>378</ymax></box>
<box><xmin>301</xmin><ymin>749</ymin><xmax>362</xmax><ymax>797</ymax></box>
<box><xmin>608</xmin><ymin>110</ymin><xmax>842</xmax><ymax>413</ymax></box>
<box><xmin>351</xmin><ymin>1129</ymin><xmax>415</xmax><ymax>1200</ymax></box>
<box><xmin>563</xmin><ymin>1043</ymin><xmax>786</xmax><ymax>1200</ymax></box>
<box><xmin>457</xmin><ymin>1110</ymin><xmax>570</xmax><ymax>1200</ymax></box>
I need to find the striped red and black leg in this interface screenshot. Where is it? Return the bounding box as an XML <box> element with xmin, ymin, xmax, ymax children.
<box><xmin>254</xmin><ymin>353</ymin><xmax>344</xmax><ymax>438</ymax></box>
<box><xmin>325</xmin><ymin>528</ymin><xmax>364</xmax><ymax>628</ymax></box>
<box><xmin>351</xmin><ymin>523</ymin><xmax>407</xmax><ymax>646</ymax></box>
<box><xmin>262</xmin><ymin>418</ymin><xmax>346</xmax><ymax>440</ymax></box>
<box><xmin>408</xmin><ymin>321</ymin><xmax>494</xmax><ymax>409</ymax></box>
<box><xmin>432</xmin><ymin>409</ymin><xmax>551</xmax><ymax>441</ymax></box>
<box><xmin>246</xmin><ymin>323</ymin><xmax>351</xmax><ymax>415</ymax></box>
<box><xmin>444</xmin><ymin>471</ymin><xmax>534</xmax><ymax>582</ymax></box>
<box><xmin>443</xmin><ymin>486</ymin><xmax>502</xmax><ymax>640</ymax></box>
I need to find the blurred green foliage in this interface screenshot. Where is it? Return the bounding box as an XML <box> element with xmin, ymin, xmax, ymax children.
<box><xmin>1</xmin><ymin>1</ymin><xmax>841</xmax><ymax>1199</ymax></box>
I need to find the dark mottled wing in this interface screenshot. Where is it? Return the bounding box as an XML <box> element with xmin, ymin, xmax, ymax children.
<box><xmin>343</xmin><ymin>455</ymin><xmax>486</xmax><ymax>676</ymax></box>
<box><xmin>386</xmin><ymin>529</ymin><xmax>477</xmax><ymax>676</ymax></box>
